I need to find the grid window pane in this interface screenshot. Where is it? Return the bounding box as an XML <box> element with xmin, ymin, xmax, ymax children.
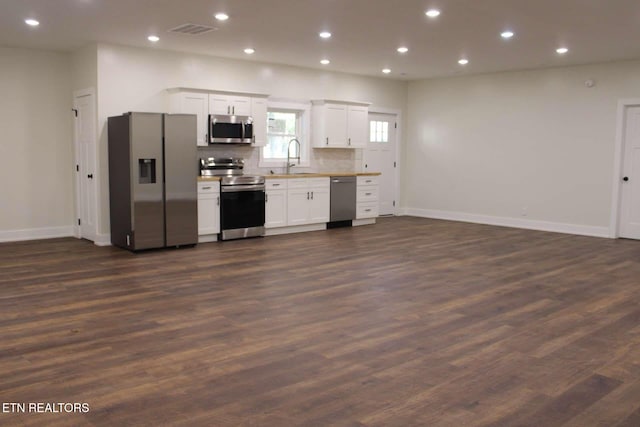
<box><xmin>369</xmin><ymin>121</ymin><xmax>389</xmax><ymax>143</ymax></box>
<box><xmin>264</xmin><ymin>111</ymin><xmax>300</xmax><ymax>160</ymax></box>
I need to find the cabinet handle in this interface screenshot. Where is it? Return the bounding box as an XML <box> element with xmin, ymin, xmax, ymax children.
<box><xmin>348</xmin><ymin>138</ymin><xmax>351</xmax><ymax>145</ymax></box>
<box><xmin>326</xmin><ymin>137</ymin><xmax>329</xmax><ymax>145</ymax></box>
<box><xmin>365</xmin><ymin>209</ymin><xmax>372</xmax><ymax>212</ymax></box>
<box><xmin>202</xmin><ymin>186</ymin><xmax>211</xmax><ymax>190</ymax></box>
<box><xmin>217</xmin><ymin>196</ymin><xmax>220</xmax><ymax>206</ymax></box>
<box><xmin>365</xmin><ymin>192</ymin><xmax>372</xmax><ymax>196</ymax></box>
<box><xmin>307</xmin><ymin>192</ymin><xmax>310</xmax><ymax>200</ymax></box>
<box><xmin>265</xmin><ymin>194</ymin><xmax>268</xmax><ymax>203</ymax></box>
<box><xmin>227</xmin><ymin>105</ymin><xmax>230</xmax><ymax>114</ymax></box>
<box><xmin>311</xmin><ymin>191</ymin><xmax>314</xmax><ymax>200</ymax></box>
<box><xmin>366</xmin><ymin>180</ymin><xmax>372</xmax><ymax>183</ymax></box>
<box><xmin>272</xmin><ymin>183</ymin><xmax>280</xmax><ymax>187</ymax></box>
<box><xmin>232</xmin><ymin>106</ymin><xmax>235</xmax><ymax>115</ymax></box>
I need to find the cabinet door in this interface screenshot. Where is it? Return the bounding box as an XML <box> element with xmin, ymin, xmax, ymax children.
<box><xmin>347</xmin><ymin>105</ymin><xmax>369</xmax><ymax>148</ymax></box>
<box><xmin>230</xmin><ymin>96</ymin><xmax>251</xmax><ymax>116</ymax></box>
<box><xmin>287</xmin><ymin>189</ymin><xmax>310</xmax><ymax>226</ymax></box>
<box><xmin>180</xmin><ymin>93</ymin><xmax>209</xmax><ymax>147</ymax></box>
<box><xmin>309</xmin><ymin>187</ymin><xmax>330</xmax><ymax>223</ymax></box>
<box><xmin>198</xmin><ymin>193</ymin><xmax>220</xmax><ymax>235</ymax></box>
<box><xmin>251</xmin><ymin>98</ymin><xmax>268</xmax><ymax>147</ymax></box>
<box><xmin>265</xmin><ymin>190</ymin><xmax>287</xmax><ymax>228</ymax></box>
<box><xmin>209</xmin><ymin>94</ymin><xmax>232</xmax><ymax>115</ymax></box>
<box><xmin>325</xmin><ymin>104</ymin><xmax>348</xmax><ymax>147</ymax></box>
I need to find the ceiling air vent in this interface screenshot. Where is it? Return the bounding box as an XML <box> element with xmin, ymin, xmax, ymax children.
<box><xmin>168</xmin><ymin>23</ymin><xmax>217</xmax><ymax>35</ymax></box>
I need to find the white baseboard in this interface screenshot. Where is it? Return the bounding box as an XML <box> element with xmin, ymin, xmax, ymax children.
<box><xmin>0</xmin><ymin>226</ymin><xmax>75</xmax><ymax>243</ymax></box>
<box><xmin>265</xmin><ymin>223</ymin><xmax>326</xmax><ymax>236</ymax></box>
<box><xmin>404</xmin><ymin>207</ymin><xmax>611</xmax><ymax>239</ymax></box>
<box><xmin>93</xmin><ymin>233</ymin><xmax>111</xmax><ymax>246</ymax></box>
<box><xmin>353</xmin><ymin>218</ymin><xmax>376</xmax><ymax>226</ymax></box>
<box><xmin>198</xmin><ymin>234</ymin><xmax>219</xmax><ymax>243</ymax></box>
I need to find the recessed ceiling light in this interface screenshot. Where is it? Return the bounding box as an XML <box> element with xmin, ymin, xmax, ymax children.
<box><xmin>501</xmin><ymin>31</ymin><xmax>514</xmax><ymax>39</ymax></box>
<box><xmin>425</xmin><ymin>9</ymin><xmax>441</xmax><ymax>18</ymax></box>
<box><xmin>214</xmin><ymin>13</ymin><xmax>229</xmax><ymax>21</ymax></box>
<box><xmin>319</xmin><ymin>31</ymin><xmax>332</xmax><ymax>39</ymax></box>
<box><xmin>556</xmin><ymin>47</ymin><xmax>569</xmax><ymax>54</ymax></box>
<box><xmin>147</xmin><ymin>35</ymin><xmax>160</xmax><ymax>42</ymax></box>
<box><xmin>25</xmin><ymin>18</ymin><xmax>39</xmax><ymax>26</ymax></box>
<box><xmin>244</xmin><ymin>48</ymin><xmax>255</xmax><ymax>55</ymax></box>
<box><xmin>458</xmin><ymin>58</ymin><xmax>469</xmax><ymax>65</ymax></box>
<box><xmin>320</xmin><ymin>59</ymin><xmax>330</xmax><ymax>65</ymax></box>
<box><xmin>397</xmin><ymin>46</ymin><xmax>409</xmax><ymax>53</ymax></box>
<box><xmin>382</xmin><ymin>68</ymin><xmax>391</xmax><ymax>74</ymax></box>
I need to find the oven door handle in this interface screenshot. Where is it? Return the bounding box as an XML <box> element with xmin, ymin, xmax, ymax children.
<box><xmin>240</xmin><ymin>120</ymin><xmax>245</xmax><ymax>141</ymax></box>
<box><xmin>221</xmin><ymin>184</ymin><xmax>265</xmax><ymax>192</ymax></box>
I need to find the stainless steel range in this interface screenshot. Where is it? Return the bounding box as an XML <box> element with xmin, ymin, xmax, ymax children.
<box><xmin>200</xmin><ymin>158</ymin><xmax>265</xmax><ymax>240</ymax></box>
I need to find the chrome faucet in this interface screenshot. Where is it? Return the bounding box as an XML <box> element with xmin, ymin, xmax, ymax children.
<box><xmin>286</xmin><ymin>138</ymin><xmax>301</xmax><ymax>174</ymax></box>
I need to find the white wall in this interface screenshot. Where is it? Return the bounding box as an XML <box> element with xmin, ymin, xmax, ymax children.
<box><xmin>0</xmin><ymin>47</ymin><xmax>74</xmax><ymax>241</ymax></box>
<box><xmin>405</xmin><ymin>60</ymin><xmax>640</xmax><ymax>236</ymax></box>
<box><xmin>96</xmin><ymin>43</ymin><xmax>408</xmax><ymax>235</ymax></box>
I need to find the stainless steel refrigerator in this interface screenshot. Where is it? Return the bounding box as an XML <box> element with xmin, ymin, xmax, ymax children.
<box><xmin>108</xmin><ymin>112</ymin><xmax>198</xmax><ymax>251</ymax></box>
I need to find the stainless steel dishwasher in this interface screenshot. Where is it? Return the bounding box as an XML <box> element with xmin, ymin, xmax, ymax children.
<box><xmin>329</xmin><ymin>176</ymin><xmax>357</xmax><ymax>227</ymax></box>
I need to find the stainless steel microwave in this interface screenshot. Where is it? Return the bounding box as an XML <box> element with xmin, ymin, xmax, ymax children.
<box><xmin>208</xmin><ymin>114</ymin><xmax>253</xmax><ymax>144</ymax></box>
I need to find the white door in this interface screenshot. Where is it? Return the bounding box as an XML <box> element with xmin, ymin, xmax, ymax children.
<box><xmin>620</xmin><ymin>106</ymin><xmax>640</xmax><ymax>239</ymax></box>
<box><xmin>74</xmin><ymin>90</ymin><xmax>98</xmax><ymax>242</ymax></box>
<box><xmin>365</xmin><ymin>113</ymin><xmax>397</xmax><ymax>216</ymax></box>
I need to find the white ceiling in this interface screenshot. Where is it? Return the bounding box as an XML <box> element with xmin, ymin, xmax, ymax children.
<box><xmin>2</xmin><ymin>0</ymin><xmax>640</xmax><ymax>80</ymax></box>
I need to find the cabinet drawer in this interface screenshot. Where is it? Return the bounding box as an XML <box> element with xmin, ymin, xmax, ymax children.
<box><xmin>357</xmin><ymin>203</ymin><xmax>378</xmax><ymax>219</ymax></box>
<box><xmin>198</xmin><ymin>181</ymin><xmax>220</xmax><ymax>194</ymax></box>
<box><xmin>357</xmin><ymin>176</ymin><xmax>378</xmax><ymax>186</ymax></box>
<box><xmin>287</xmin><ymin>178</ymin><xmax>309</xmax><ymax>189</ymax></box>
<box><xmin>308</xmin><ymin>177</ymin><xmax>330</xmax><ymax>189</ymax></box>
<box><xmin>266</xmin><ymin>179</ymin><xmax>288</xmax><ymax>190</ymax></box>
<box><xmin>357</xmin><ymin>187</ymin><xmax>379</xmax><ymax>202</ymax></box>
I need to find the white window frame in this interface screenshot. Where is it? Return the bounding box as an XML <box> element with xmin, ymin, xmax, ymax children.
<box><xmin>259</xmin><ymin>100</ymin><xmax>311</xmax><ymax>169</ymax></box>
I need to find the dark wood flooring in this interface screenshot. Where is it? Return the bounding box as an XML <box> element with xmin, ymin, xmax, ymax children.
<box><xmin>2</xmin><ymin>217</ymin><xmax>640</xmax><ymax>426</ymax></box>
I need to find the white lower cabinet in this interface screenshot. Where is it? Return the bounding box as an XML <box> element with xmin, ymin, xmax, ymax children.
<box><xmin>265</xmin><ymin>179</ymin><xmax>287</xmax><ymax>228</ymax></box>
<box><xmin>197</xmin><ymin>181</ymin><xmax>220</xmax><ymax>235</ymax></box>
<box><xmin>289</xmin><ymin>178</ymin><xmax>330</xmax><ymax>225</ymax></box>
<box><xmin>356</xmin><ymin>176</ymin><xmax>379</xmax><ymax>219</ymax></box>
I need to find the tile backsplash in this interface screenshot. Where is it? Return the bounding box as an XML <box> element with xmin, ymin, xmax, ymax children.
<box><xmin>197</xmin><ymin>146</ymin><xmax>361</xmax><ymax>175</ymax></box>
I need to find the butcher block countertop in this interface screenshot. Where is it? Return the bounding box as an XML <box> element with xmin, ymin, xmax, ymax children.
<box><xmin>264</xmin><ymin>172</ymin><xmax>381</xmax><ymax>179</ymax></box>
<box><xmin>197</xmin><ymin>172</ymin><xmax>380</xmax><ymax>182</ymax></box>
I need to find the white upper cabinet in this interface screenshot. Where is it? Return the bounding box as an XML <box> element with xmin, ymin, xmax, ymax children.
<box><xmin>347</xmin><ymin>105</ymin><xmax>369</xmax><ymax>148</ymax></box>
<box><xmin>251</xmin><ymin>97</ymin><xmax>268</xmax><ymax>147</ymax></box>
<box><xmin>312</xmin><ymin>100</ymin><xmax>370</xmax><ymax>148</ymax></box>
<box><xmin>168</xmin><ymin>88</ymin><xmax>269</xmax><ymax>147</ymax></box>
<box><xmin>169</xmin><ymin>92</ymin><xmax>209</xmax><ymax>147</ymax></box>
<box><xmin>209</xmin><ymin>94</ymin><xmax>251</xmax><ymax>116</ymax></box>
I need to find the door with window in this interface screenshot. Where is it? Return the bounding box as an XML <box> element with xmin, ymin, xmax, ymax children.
<box><xmin>364</xmin><ymin>113</ymin><xmax>397</xmax><ymax>216</ymax></box>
